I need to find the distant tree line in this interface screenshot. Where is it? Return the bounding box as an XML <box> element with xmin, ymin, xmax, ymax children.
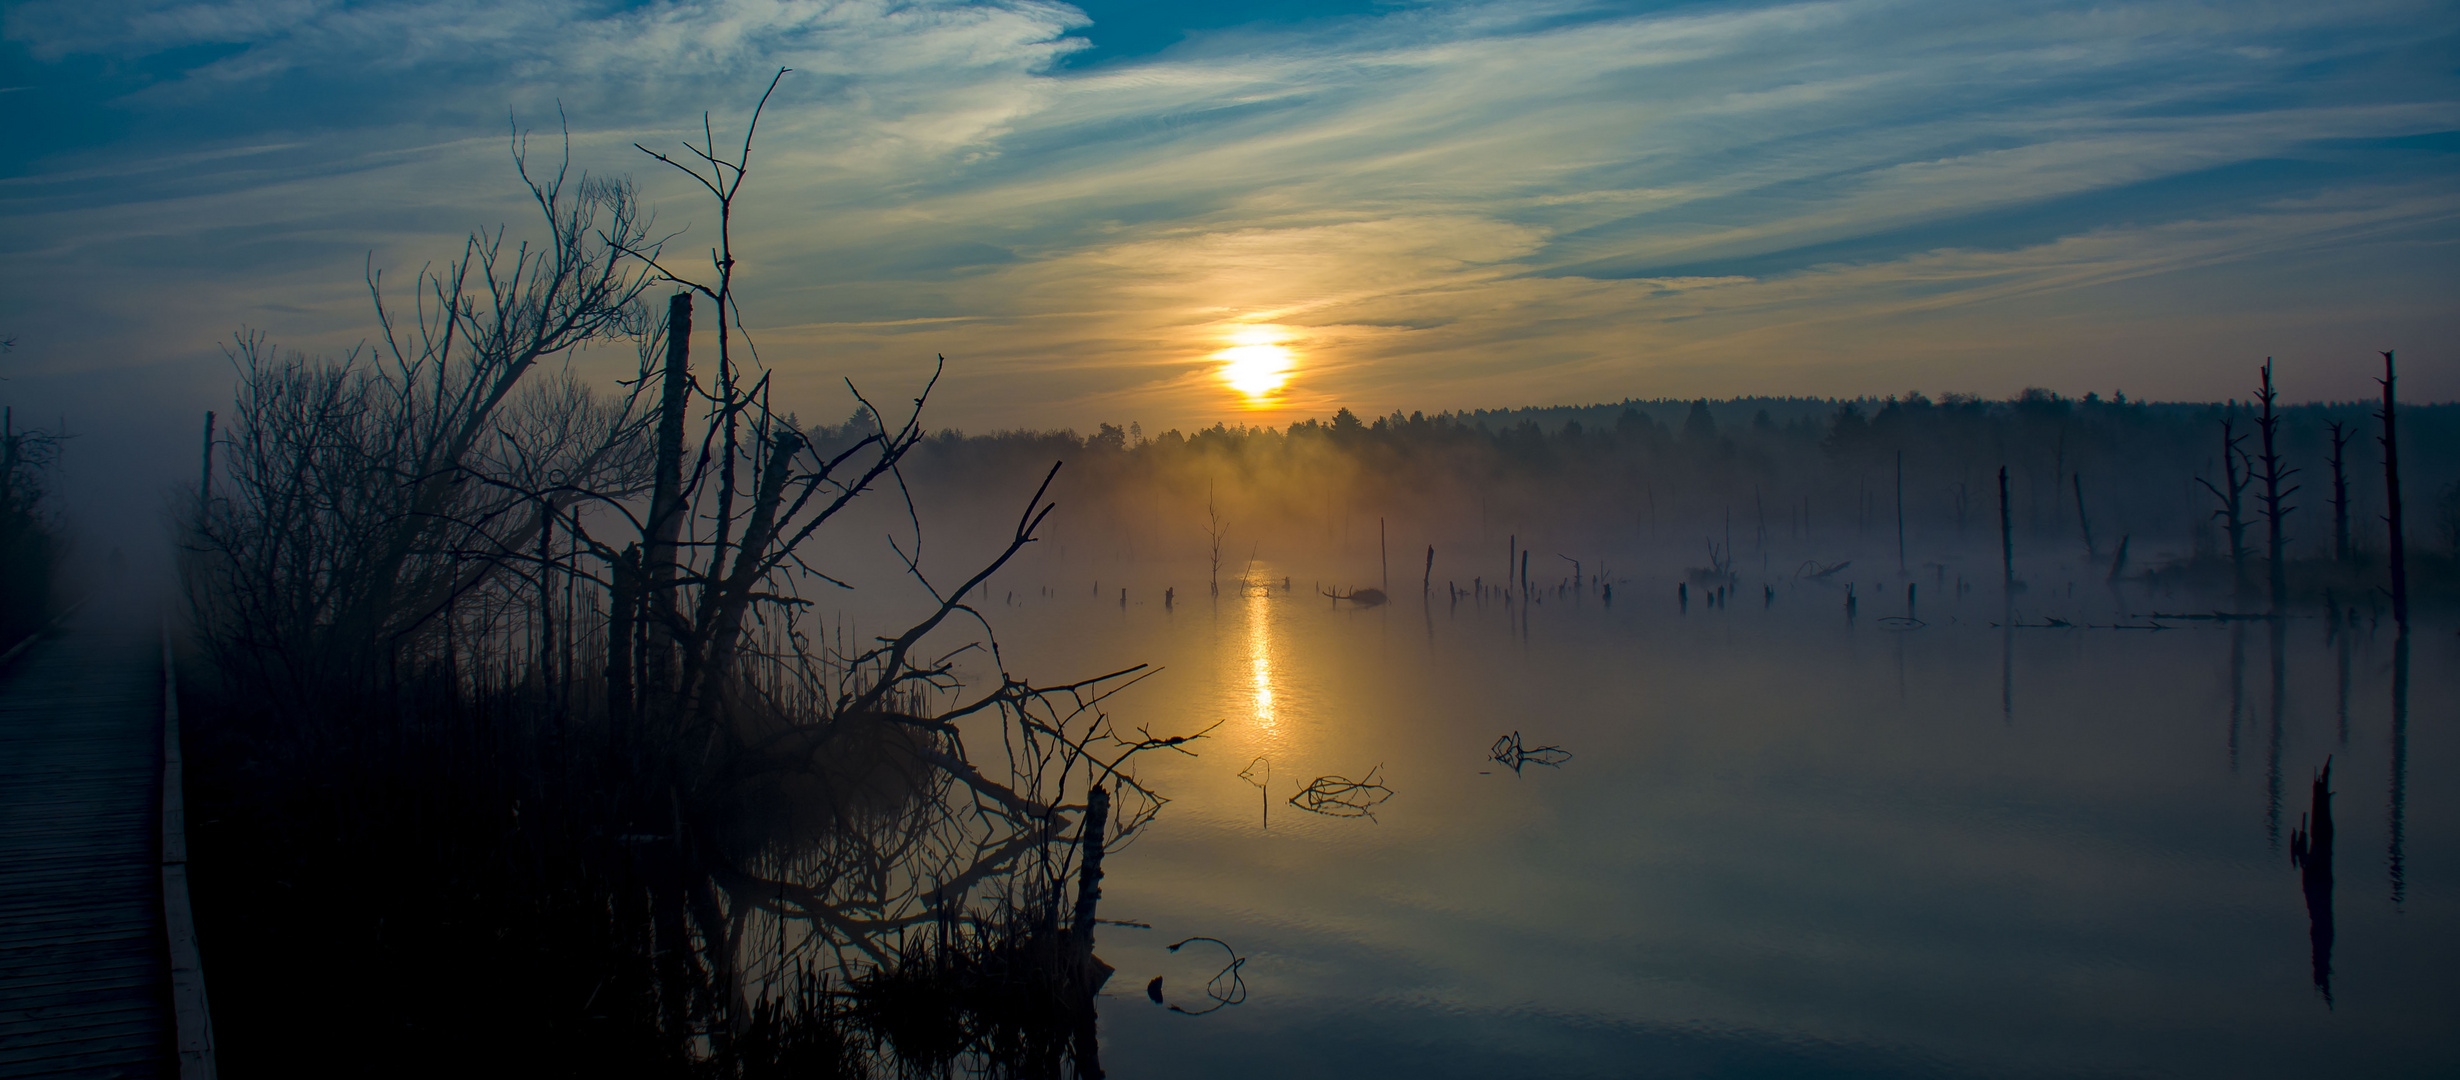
<box><xmin>839</xmin><ymin>380</ymin><xmax>2458</xmax><ymax>609</ymax></box>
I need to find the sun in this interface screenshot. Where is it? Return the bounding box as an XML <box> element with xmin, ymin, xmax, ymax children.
<box><xmin>1219</xmin><ymin>344</ymin><xmax>1293</xmax><ymax>400</ymax></box>
<box><xmin>1215</xmin><ymin>328</ymin><xmax>1295</xmax><ymax>403</ymax></box>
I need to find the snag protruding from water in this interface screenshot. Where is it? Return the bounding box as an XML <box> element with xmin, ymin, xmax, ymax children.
<box><xmin>1490</xmin><ymin>731</ymin><xmax>1572</xmax><ymax>773</ymax></box>
<box><xmin>1291</xmin><ymin>767</ymin><xmax>1394</xmax><ymax>818</ymax></box>
<box><xmin>1239</xmin><ymin>756</ymin><xmax>1271</xmax><ymax>828</ymax></box>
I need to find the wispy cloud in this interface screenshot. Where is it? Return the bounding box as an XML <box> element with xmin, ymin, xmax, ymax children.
<box><xmin>3</xmin><ymin>0</ymin><xmax>2454</xmax><ymax>444</ymax></box>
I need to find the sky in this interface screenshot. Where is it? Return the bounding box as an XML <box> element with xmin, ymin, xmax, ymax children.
<box><xmin>2</xmin><ymin>0</ymin><xmax>2456</xmax><ymax>519</ymax></box>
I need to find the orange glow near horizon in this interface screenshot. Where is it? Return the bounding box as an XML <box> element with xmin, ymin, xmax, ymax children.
<box><xmin>1215</xmin><ymin>327</ymin><xmax>1295</xmax><ymax>404</ymax></box>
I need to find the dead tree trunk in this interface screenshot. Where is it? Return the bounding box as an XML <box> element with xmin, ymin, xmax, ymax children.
<box><xmin>1895</xmin><ymin>451</ymin><xmax>1906</xmax><ymax>575</ymax></box>
<box><xmin>537</xmin><ymin>499</ymin><xmax>556</xmax><ymax>692</ymax></box>
<box><xmin>2327</xmin><ymin>421</ymin><xmax>2351</xmax><ymax>563</ymax></box>
<box><xmin>1207</xmin><ymin>481</ymin><xmax>1224</xmax><ymax>596</ymax></box>
<box><xmin>2197</xmin><ymin>418</ymin><xmax>2253</xmax><ymax>602</ymax></box>
<box><xmin>606</xmin><ymin>545</ymin><xmax>639</xmax><ymax>733</ymax></box>
<box><xmin>2254</xmin><ymin>362</ymin><xmax>2300</xmax><ymax>615</ymax></box>
<box><xmin>1998</xmin><ymin>465</ymin><xmax>2014</xmax><ymax>594</ymax></box>
<box><xmin>2073</xmin><ymin>473</ymin><xmax>2098</xmax><ymax>560</ymax></box>
<box><xmin>1070</xmin><ymin>785</ymin><xmax>1111</xmax><ymax>982</ymax></box>
<box><xmin>2377</xmin><ymin>350</ymin><xmax>2408</xmax><ymax>628</ymax></box>
<box><xmin>643</xmin><ymin>292</ymin><xmax>694</xmax><ymax>707</ymax></box>
<box><xmin>198</xmin><ymin>411</ymin><xmax>215</xmax><ymax>516</ymax></box>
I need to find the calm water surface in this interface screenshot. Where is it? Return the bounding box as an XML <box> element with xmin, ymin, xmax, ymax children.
<box><xmin>966</xmin><ymin>566</ymin><xmax>2454</xmax><ymax>1078</ymax></box>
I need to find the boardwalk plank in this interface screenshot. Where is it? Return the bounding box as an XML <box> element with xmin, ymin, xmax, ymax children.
<box><xmin>0</xmin><ymin>610</ymin><xmax>171</xmax><ymax>1079</ymax></box>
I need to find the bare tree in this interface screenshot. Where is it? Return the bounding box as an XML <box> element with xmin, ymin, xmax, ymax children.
<box><xmin>542</xmin><ymin>75</ymin><xmax>1214</xmax><ymax>1044</ymax></box>
<box><xmin>187</xmin><ymin>76</ymin><xmax>1208</xmax><ymax>1069</ymax></box>
<box><xmin>1206</xmin><ymin>479</ymin><xmax>1227</xmax><ymax>596</ymax></box>
<box><xmin>2196</xmin><ymin>417</ymin><xmax>2254</xmax><ymax>602</ymax></box>
<box><xmin>2378</xmin><ymin>350</ymin><xmax>2408</xmax><ymax>628</ymax></box>
<box><xmin>2327</xmin><ymin>420</ymin><xmax>2351</xmax><ymax>563</ymax></box>
<box><xmin>2253</xmin><ymin>362</ymin><xmax>2300</xmax><ymax>614</ymax></box>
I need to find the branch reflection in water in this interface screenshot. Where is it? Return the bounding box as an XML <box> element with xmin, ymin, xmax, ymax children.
<box><xmin>1146</xmin><ymin>937</ymin><xmax>1251</xmax><ymax>1017</ymax></box>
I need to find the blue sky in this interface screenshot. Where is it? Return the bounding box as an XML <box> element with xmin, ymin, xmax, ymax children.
<box><xmin>2</xmin><ymin>0</ymin><xmax>2455</xmax><ymax>471</ymax></box>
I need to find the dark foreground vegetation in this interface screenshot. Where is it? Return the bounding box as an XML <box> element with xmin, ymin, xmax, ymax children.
<box><xmin>180</xmin><ymin>80</ymin><xmax>1188</xmax><ymax>1078</ymax></box>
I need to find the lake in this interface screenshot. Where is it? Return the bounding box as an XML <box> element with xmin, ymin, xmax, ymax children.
<box><xmin>957</xmin><ymin>563</ymin><xmax>2454</xmax><ymax>1078</ymax></box>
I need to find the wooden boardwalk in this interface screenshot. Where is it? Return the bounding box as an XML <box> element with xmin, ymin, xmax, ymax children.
<box><xmin>0</xmin><ymin>609</ymin><xmax>170</xmax><ymax>1078</ymax></box>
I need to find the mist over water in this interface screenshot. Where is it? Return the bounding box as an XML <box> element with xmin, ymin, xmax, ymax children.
<box><xmin>329</xmin><ymin>386</ymin><xmax>2445</xmax><ymax>1075</ymax></box>
<box><xmin>774</xmin><ymin>391</ymin><xmax>2459</xmax><ymax>1074</ymax></box>
<box><xmin>928</xmin><ymin>561</ymin><xmax>2456</xmax><ymax>1078</ymax></box>
<box><xmin>24</xmin><ymin>335</ymin><xmax>2456</xmax><ymax>1075</ymax></box>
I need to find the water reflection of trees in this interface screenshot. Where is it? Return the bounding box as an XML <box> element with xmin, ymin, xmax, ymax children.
<box><xmin>1147</xmin><ymin>937</ymin><xmax>1249</xmax><ymax>1016</ymax></box>
<box><xmin>179</xmin><ymin>79</ymin><xmax>1203</xmax><ymax>1077</ymax></box>
<box><xmin>2388</xmin><ymin>631</ymin><xmax>2410</xmax><ymax>907</ymax></box>
<box><xmin>2266</xmin><ymin>622</ymin><xmax>2287</xmax><ymax>848</ymax></box>
<box><xmin>2289</xmin><ymin>759</ymin><xmax>2335</xmax><ymax>1006</ymax></box>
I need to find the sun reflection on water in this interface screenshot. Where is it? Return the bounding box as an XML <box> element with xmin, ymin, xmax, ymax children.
<box><xmin>1246</xmin><ymin>583</ymin><xmax>1275</xmax><ymax>731</ymax></box>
